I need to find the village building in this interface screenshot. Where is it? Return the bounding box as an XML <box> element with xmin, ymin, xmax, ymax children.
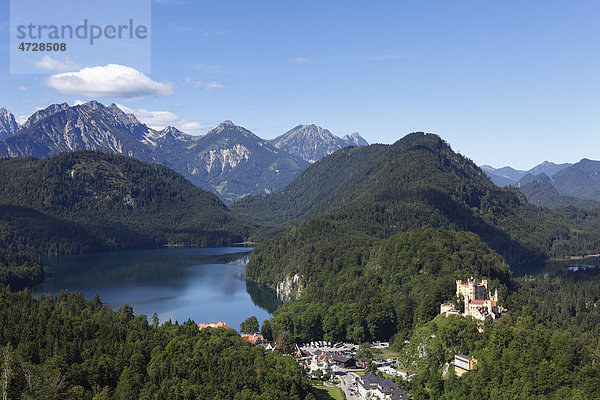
<box><xmin>240</xmin><ymin>333</ymin><xmax>264</xmax><ymax>345</ymax></box>
<box><xmin>307</xmin><ymin>351</ymin><xmax>333</xmax><ymax>375</ymax></box>
<box><xmin>454</xmin><ymin>353</ymin><xmax>478</xmax><ymax>377</ymax></box>
<box><xmin>329</xmin><ymin>352</ymin><xmax>355</xmax><ymax>368</ymax></box>
<box><xmin>304</xmin><ymin>350</ymin><xmax>356</xmax><ymax>374</ymax></box>
<box><xmin>357</xmin><ymin>372</ymin><xmax>410</xmax><ymax>400</ymax></box>
<box><xmin>198</xmin><ymin>322</ymin><xmax>229</xmax><ymax>331</ymax></box>
<box><xmin>262</xmin><ymin>342</ymin><xmax>275</xmax><ymax>351</ymax></box>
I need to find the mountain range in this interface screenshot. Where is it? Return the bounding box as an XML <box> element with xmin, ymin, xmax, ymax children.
<box><xmin>514</xmin><ymin>159</ymin><xmax>600</xmax><ymax>209</ymax></box>
<box><xmin>4</xmin><ymin>100</ymin><xmax>599</xmax><ymax>213</ymax></box>
<box><xmin>0</xmin><ymin>101</ymin><xmax>367</xmax><ymax>203</ymax></box>
<box><xmin>480</xmin><ymin>161</ymin><xmax>573</xmax><ymax>187</ymax></box>
<box><xmin>481</xmin><ymin>159</ymin><xmax>600</xmax><ymax>209</ymax></box>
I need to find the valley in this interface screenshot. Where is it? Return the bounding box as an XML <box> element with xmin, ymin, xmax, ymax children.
<box><xmin>2</xmin><ymin>103</ymin><xmax>600</xmax><ymax>399</ymax></box>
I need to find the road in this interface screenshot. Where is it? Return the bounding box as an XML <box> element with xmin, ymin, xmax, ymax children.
<box><xmin>336</xmin><ymin>370</ymin><xmax>360</xmax><ymax>400</ymax></box>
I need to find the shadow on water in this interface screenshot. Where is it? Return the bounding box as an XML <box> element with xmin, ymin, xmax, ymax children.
<box><xmin>38</xmin><ymin>248</ymin><xmax>252</xmax><ymax>289</ymax></box>
<box><xmin>245</xmin><ymin>281</ymin><xmax>282</xmax><ymax>314</ymax></box>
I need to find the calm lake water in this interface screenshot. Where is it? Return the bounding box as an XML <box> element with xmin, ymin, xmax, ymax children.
<box><xmin>32</xmin><ymin>247</ymin><xmax>278</xmax><ymax>330</ymax></box>
<box><xmin>539</xmin><ymin>257</ymin><xmax>600</xmax><ymax>275</ymax></box>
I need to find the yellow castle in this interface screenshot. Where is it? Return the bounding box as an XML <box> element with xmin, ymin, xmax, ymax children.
<box><xmin>441</xmin><ymin>277</ymin><xmax>501</xmax><ymax>321</ymax></box>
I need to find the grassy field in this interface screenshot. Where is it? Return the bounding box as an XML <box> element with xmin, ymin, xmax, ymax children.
<box><xmin>372</xmin><ymin>347</ymin><xmax>400</xmax><ymax>359</ymax></box>
<box><xmin>311</xmin><ymin>385</ymin><xmax>346</xmax><ymax>400</ymax></box>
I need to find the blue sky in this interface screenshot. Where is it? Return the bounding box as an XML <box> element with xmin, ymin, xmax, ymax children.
<box><xmin>0</xmin><ymin>0</ymin><xmax>599</xmax><ymax>169</ymax></box>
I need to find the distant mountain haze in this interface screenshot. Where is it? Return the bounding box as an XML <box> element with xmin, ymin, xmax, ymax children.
<box><xmin>482</xmin><ymin>159</ymin><xmax>600</xmax><ymax>208</ymax></box>
<box><xmin>342</xmin><ymin>132</ymin><xmax>369</xmax><ymax>147</ymax></box>
<box><xmin>516</xmin><ymin>173</ymin><xmax>600</xmax><ymax>209</ymax></box>
<box><xmin>481</xmin><ymin>161</ymin><xmax>573</xmax><ymax>187</ymax></box>
<box><xmin>549</xmin><ymin>159</ymin><xmax>600</xmax><ymax>201</ymax></box>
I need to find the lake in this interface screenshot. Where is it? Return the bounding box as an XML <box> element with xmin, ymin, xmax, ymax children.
<box><xmin>32</xmin><ymin>247</ymin><xmax>279</xmax><ymax>330</ymax></box>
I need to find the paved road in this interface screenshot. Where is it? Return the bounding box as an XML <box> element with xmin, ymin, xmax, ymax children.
<box><xmin>336</xmin><ymin>371</ymin><xmax>360</xmax><ymax>400</ymax></box>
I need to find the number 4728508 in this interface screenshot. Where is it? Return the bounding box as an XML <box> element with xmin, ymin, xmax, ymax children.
<box><xmin>18</xmin><ymin>43</ymin><xmax>66</xmax><ymax>51</ymax></box>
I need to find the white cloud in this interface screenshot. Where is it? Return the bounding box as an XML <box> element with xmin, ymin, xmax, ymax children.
<box><xmin>116</xmin><ymin>104</ymin><xmax>206</xmax><ymax>134</ymax></box>
<box><xmin>13</xmin><ymin>86</ymin><xmax>27</xmax><ymax>91</ymax></box>
<box><xmin>15</xmin><ymin>114</ymin><xmax>30</xmax><ymax>124</ymax></box>
<box><xmin>33</xmin><ymin>55</ymin><xmax>78</xmax><ymax>72</ymax></box>
<box><xmin>184</xmin><ymin>77</ymin><xmax>225</xmax><ymax>90</ymax></box>
<box><xmin>46</xmin><ymin>64</ymin><xmax>174</xmax><ymax>99</ymax></box>
<box><xmin>289</xmin><ymin>57</ymin><xmax>310</xmax><ymax>64</ymax></box>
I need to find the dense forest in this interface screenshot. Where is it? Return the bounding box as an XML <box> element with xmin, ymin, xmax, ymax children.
<box><xmin>0</xmin><ymin>290</ymin><xmax>312</xmax><ymax>400</ymax></box>
<box><xmin>0</xmin><ymin>249</ymin><xmax>43</xmax><ymax>290</ymax></box>
<box><xmin>0</xmin><ymin>151</ymin><xmax>253</xmax><ymax>254</ymax></box>
<box><xmin>251</xmin><ymin>228</ymin><xmax>513</xmax><ymax>344</ymax></box>
<box><xmin>401</xmin><ymin>268</ymin><xmax>600</xmax><ymax>399</ymax></box>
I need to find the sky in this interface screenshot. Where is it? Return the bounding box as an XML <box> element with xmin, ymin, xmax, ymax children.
<box><xmin>0</xmin><ymin>0</ymin><xmax>598</xmax><ymax>170</ymax></box>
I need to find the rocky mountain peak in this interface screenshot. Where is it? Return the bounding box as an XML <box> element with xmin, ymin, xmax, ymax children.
<box><xmin>21</xmin><ymin>103</ymin><xmax>70</xmax><ymax>130</ymax></box>
<box><xmin>209</xmin><ymin>120</ymin><xmax>255</xmax><ymax>138</ymax></box>
<box><xmin>343</xmin><ymin>132</ymin><xmax>369</xmax><ymax>146</ymax></box>
<box><xmin>0</xmin><ymin>107</ymin><xmax>20</xmax><ymax>140</ymax></box>
<box><xmin>270</xmin><ymin>123</ymin><xmax>363</xmax><ymax>163</ymax></box>
<box><xmin>161</xmin><ymin>126</ymin><xmax>183</xmax><ymax>136</ymax></box>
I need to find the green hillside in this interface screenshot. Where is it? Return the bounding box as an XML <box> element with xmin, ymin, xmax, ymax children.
<box><xmin>258</xmin><ymin>228</ymin><xmax>513</xmax><ymax>344</ymax></box>
<box><xmin>0</xmin><ymin>151</ymin><xmax>252</xmax><ymax>254</ymax></box>
<box><xmin>240</xmin><ymin>133</ymin><xmax>594</xmax><ymax>272</ymax></box>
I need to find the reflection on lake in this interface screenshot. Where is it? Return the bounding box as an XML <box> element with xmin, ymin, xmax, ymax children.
<box><xmin>32</xmin><ymin>247</ymin><xmax>278</xmax><ymax>329</ymax></box>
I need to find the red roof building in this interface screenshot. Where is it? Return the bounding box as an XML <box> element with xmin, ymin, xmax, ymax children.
<box><xmin>198</xmin><ymin>322</ymin><xmax>229</xmax><ymax>331</ymax></box>
<box><xmin>240</xmin><ymin>333</ymin><xmax>264</xmax><ymax>345</ymax></box>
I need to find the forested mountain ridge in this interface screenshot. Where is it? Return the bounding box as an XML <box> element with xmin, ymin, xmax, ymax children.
<box><xmin>238</xmin><ymin>132</ymin><xmax>588</xmax><ymax>272</ymax></box>
<box><xmin>511</xmin><ymin>159</ymin><xmax>600</xmax><ymax>208</ymax></box>
<box><xmin>0</xmin><ymin>151</ymin><xmax>251</xmax><ymax>254</ymax></box>
<box><xmin>550</xmin><ymin>158</ymin><xmax>600</xmax><ymax>201</ymax></box>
